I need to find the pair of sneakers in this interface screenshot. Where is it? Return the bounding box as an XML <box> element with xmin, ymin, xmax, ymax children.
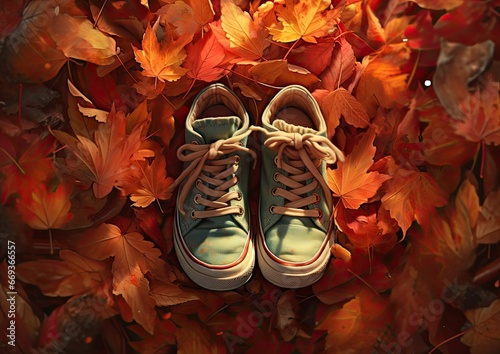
<box><xmin>169</xmin><ymin>84</ymin><xmax>344</xmax><ymax>291</ymax></box>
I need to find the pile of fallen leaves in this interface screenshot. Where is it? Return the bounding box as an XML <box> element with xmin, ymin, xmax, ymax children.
<box><xmin>1</xmin><ymin>0</ymin><xmax>499</xmax><ymax>353</ymax></box>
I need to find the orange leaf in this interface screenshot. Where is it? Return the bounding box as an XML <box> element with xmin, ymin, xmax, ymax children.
<box><xmin>47</xmin><ymin>14</ymin><xmax>117</xmax><ymax>65</ymax></box>
<box><xmin>267</xmin><ymin>0</ymin><xmax>343</xmax><ymax>43</ymax></box>
<box><xmin>322</xmin><ymin>88</ymin><xmax>370</xmax><ymax>129</ymax></box>
<box><xmin>356</xmin><ymin>43</ymin><xmax>410</xmax><ymax>117</ymax></box>
<box><xmin>381</xmin><ymin>169</ymin><xmax>448</xmax><ymax>235</ymax></box>
<box><xmin>0</xmin><ymin>133</ymin><xmax>55</xmax><ymax>203</ymax></box>
<box><xmin>16</xmin><ymin>181</ymin><xmax>73</xmax><ymax>230</ymax></box>
<box><xmin>184</xmin><ymin>29</ymin><xmax>227</xmax><ymax>83</ymax></box>
<box><xmin>16</xmin><ymin>249</ymin><xmax>111</xmax><ymax>297</ymax></box>
<box><xmin>129</xmin><ymin>154</ymin><xmax>174</xmax><ymax>210</ymax></box>
<box><xmin>319</xmin><ymin>37</ymin><xmax>356</xmax><ymax>90</ymax></box>
<box><xmin>248</xmin><ymin>59</ymin><xmax>320</xmax><ymax>88</ymax></box>
<box><xmin>218</xmin><ymin>0</ymin><xmax>270</xmax><ymax>60</ymax></box>
<box><xmin>477</xmin><ymin>190</ymin><xmax>500</xmax><ymax>244</ymax></box>
<box><xmin>461</xmin><ymin>299</ymin><xmax>500</xmax><ymax>354</ymax></box>
<box><xmin>132</xmin><ymin>20</ymin><xmax>192</xmax><ymax>83</ymax></box>
<box><xmin>149</xmin><ymin>278</ymin><xmax>199</xmax><ymax>307</ymax></box>
<box><xmin>77</xmin><ymin>223</ymin><xmax>167</xmax><ymax>334</ymax></box>
<box><xmin>158</xmin><ymin>0</ymin><xmax>214</xmax><ymax>36</ymax></box>
<box><xmin>454</xmin><ymin>77</ymin><xmax>500</xmax><ymax>145</ymax></box>
<box><xmin>328</xmin><ymin>130</ymin><xmax>391</xmax><ymax>209</ymax></box>
<box><xmin>52</xmin><ymin>107</ymin><xmax>153</xmax><ymax>199</ymax></box>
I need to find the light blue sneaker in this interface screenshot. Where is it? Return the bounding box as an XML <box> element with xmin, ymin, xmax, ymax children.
<box><xmin>252</xmin><ymin>85</ymin><xmax>344</xmax><ymax>288</ymax></box>
<box><xmin>170</xmin><ymin>84</ymin><xmax>256</xmax><ymax>291</ymax></box>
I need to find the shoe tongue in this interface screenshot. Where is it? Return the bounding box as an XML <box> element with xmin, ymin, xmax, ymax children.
<box><xmin>272</xmin><ymin>119</ymin><xmax>317</xmax><ymax>135</ymax></box>
<box><xmin>192</xmin><ymin>116</ymin><xmax>242</xmax><ymax>143</ymax></box>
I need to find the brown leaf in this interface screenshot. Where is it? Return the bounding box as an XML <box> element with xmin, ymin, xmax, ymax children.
<box><xmin>319</xmin><ymin>37</ymin><xmax>356</xmax><ymax>91</ymax></box>
<box><xmin>476</xmin><ymin>190</ymin><xmax>500</xmax><ymax>244</ymax></box>
<box><xmin>149</xmin><ymin>278</ymin><xmax>199</xmax><ymax>307</ymax></box>
<box><xmin>462</xmin><ymin>300</ymin><xmax>500</xmax><ymax>354</ymax></box>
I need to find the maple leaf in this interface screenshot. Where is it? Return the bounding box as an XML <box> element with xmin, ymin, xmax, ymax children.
<box><xmin>248</xmin><ymin>59</ymin><xmax>320</xmax><ymax>88</ymax></box>
<box><xmin>16</xmin><ymin>181</ymin><xmax>73</xmax><ymax>253</ymax></box>
<box><xmin>183</xmin><ymin>29</ymin><xmax>227</xmax><ymax>84</ymax></box>
<box><xmin>288</xmin><ymin>40</ymin><xmax>335</xmax><ymax>76</ymax></box>
<box><xmin>322</xmin><ymin>87</ymin><xmax>370</xmax><ymax>129</ymax></box>
<box><xmin>317</xmin><ymin>290</ymin><xmax>394</xmax><ymax>353</ymax></box>
<box><xmin>461</xmin><ymin>299</ymin><xmax>500</xmax><ymax>354</ymax></box>
<box><xmin>454</xmin><ymin>77</ymin><xmax>500</xmax><ymax>145</ymax></box>
<box><xmin>313</xmin><ymin>249</ymin><xmax>393</xmax><ymax>305</ymax></box>
<box><xmin>267</xmin><ymin>0</ymin><xmax>342</xmax><ymax>43</ymax></box>
<box><xmin>381</xmin><ymin>168</ymin><xmax>448</xmax><ymax>236</ymax></box>
<box><xmin>76</xmin><ymin>223</ymin><xmax>167</xmax><ymax>334</ymax></box>
<box><xmin>319</xmin><ymin>37</ymin><xmax>356</xmax><ymax>91</ymax></box>
<box><xmin>0</xmin><ymin>133</ymin><xmax>55</xmax><ymax>203</ymax></box>
<box><xmin>476</xmin><ymin>190</ymin><xmax>500</xmax><ymax>244</ymax></box>
<box><xmin>158</xmin><ymin>0</ymin><xmax>214</xmax><ymax>36</ymax></box>
<box><xmin>132</xmin><ymin>20</ymin><xmax>192</xmax><ymax>83</ymax></box>
<box><xmin>356</xmin><ymin>43</ymin><xmax>410</xmax><ymax>117</ymax></box>
<box><xmin>217</xmin><ymin>0</ymin><xmax>270</xmax><ymax>60</ymax></box>
<box><xmin>149</xmin><ymin>278</ymin><xmax>199</xmax><ymax>307</ymax></box>
<box><xmin>52</xmin><ymin>107</ymin><xmax>153</xmax><ymax>199</ymax></box>
<box><xmin>274</xmin><ymin>290</ymin><xmax>299</xmax><ymax>341</ymax></box>
<box><xmin>47</xmin><ymin>14</ymin><xmax>117</xmax><ymax>65</ymax></box>
<box><xmin>328</xmin><ymin>130</ymin><xmax>391</xmax><ymax>209</ymax></box>
<box><xmin>128</xmin><ymin>154</ymin><xmax>175</xmax><ymax>211</ymax></box>
<box><xmin>16</xmin><ymin>249</ymin><xmax>111</xmax><ymax>297</ymax></box>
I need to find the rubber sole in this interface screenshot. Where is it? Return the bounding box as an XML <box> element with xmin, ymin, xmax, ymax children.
<box><xmin>256</xmin><ymin>223</ymin><xmax>333</xmax><ymax>288</ymax></box>
<box><xmin>173</xmin><ymin>217</ymin><xmax>255</xmax><ymax>291</ymax></box>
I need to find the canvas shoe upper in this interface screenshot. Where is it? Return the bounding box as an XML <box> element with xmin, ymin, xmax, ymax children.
<box><xmin>169</xmin><ymin>84</ymin><xmax>256</xmax><ymax>291</ymax></box>
<box><xmin>252</xmin><ymin>85</ymin><xmax>344</xmax><ymax>288</ymax></box>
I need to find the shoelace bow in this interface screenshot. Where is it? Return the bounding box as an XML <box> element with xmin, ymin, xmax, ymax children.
<box><xmin>168</xmin><ymin>130</ymin><xmax>256</xmax><ymax>218</ymax></box>
<box><xmin>251</xmin><ymin>126</ymin><xmax>344</xmax><ymax>218</ymax></box>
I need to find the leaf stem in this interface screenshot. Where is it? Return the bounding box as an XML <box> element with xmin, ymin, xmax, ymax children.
<box><xmin>0</xmin><ymin>147</ymin><xmax>25</xmax><ymax>174</ymax></box>
<box><xmin>427</xmin><ymin>327</ymin><xmax>471</xmax><ymax>354</ymax></box>
<box><xmin>283</xmin><ymin>39</ymin><xmax>300</xmax><ymax>61</ymax></box>
<box><xmin>347</xmin><ymin>268</ymin><xmax>380</xmax><ymax>297</ymax></box>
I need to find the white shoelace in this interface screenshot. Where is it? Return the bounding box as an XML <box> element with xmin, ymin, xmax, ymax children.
<box><xmin>251</xmin><ymin>126</ymin><xmax>344</xmax><ymax>218</ymax></box>
<box><xmin>168</xmin><ymin>130</ymin><xmax>256</xmax><ymax>219</ymax></box>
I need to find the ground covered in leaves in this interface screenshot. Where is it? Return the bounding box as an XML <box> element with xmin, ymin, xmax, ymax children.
<box><xmin>1</xmin><ymin>0</ymin><xmax>500</xmax><ymax>353</ymax></box>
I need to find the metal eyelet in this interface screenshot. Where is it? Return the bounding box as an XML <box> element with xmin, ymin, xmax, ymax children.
<box><xmin>273</xmin><ymin>172</ymin><xmax>279</xmax><ymax>182</ymax></box>
<box><xmin>194</xmin><ymin>194</ymin><xmax>201</xmax><ymax>204</ymax></box>
<box><xmin>271</xmin><ymin>188</ymin><xmax>278</xmax><ymax>196</ymax></box>
<box><xmin>273</xmin><ymin>156</ymin><xmax>279</xmax><ymax>166</ymax></box>
<box><xmin>236</xmin><ymin>192</ymin><xmax>242</xmax><ymax>201</ymax></box>
<box><xmin>269</xmin><ymin>205</ymin><xmax>276</xmax><ymax>214</ymax></box>
<box><xmin>237</xmin><ymin>206</ymin><xmax>244</xmax><ymax>216</ymax></box>
<box><xmin>316</xmin><ymin>209</ymin><xmax>323</xmax><ymax>219</ymax></box>
<box><xmin>190</xmin><ymin>210</ymin><xmax>197</xmax><ymax>219</ymax></box>
<box><xmin>234</xmin><ymin>155</ymin><xmax>240</xmax><ymax>166</ymax></box>
<box><xmin>313</xmin><ymin>193</ymin><xmax>320</xmax><ymax>204</ymax></box>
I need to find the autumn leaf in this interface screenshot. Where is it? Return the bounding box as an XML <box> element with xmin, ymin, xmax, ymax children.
<box><xmin>51</xmin><ymin>107</ymin><xmax>153</xmax><ymax>199</ymax></box>
<box><xmin>411</xmin><ymin>0</ymin><xmax>464</xmax><ymax>11</ymax></box>
<box><xmin>454</xmin><ymin>77</ymin><xmax>500</xmax><ymax>146</ymax></box>
<box><xmin>313</xmin><ymin>250</ymin><xmax>393</xmax><ymax>305</ymax></box>
<box><xmin>274</xmin><ymin>290</ymin><xmax>299</xmax><ymax>342</ymax></box>
<box><xmin>461</xmin><ymin>300</ymin><xmax>500</xmax><ymax>354</ymax></box>
<box><xmin>322</xmin><ymin>87</ymin><xmax>370</xmax><ymax>129</ymax></box>
<box><xmin>319</xmin><ymin>37</ymin><xmax>356</xmax><ymax>91</ymax></box>
<box><xmin>288</xmin><ymin>40</ymin><xmax>335</xmax><ymax>76</ymax></box>
<box><xmin>328</xmin><ymin>130</ymin><xmax>391</xmax><ymax>209</ymax></box>
<box><xmin>267</xmin><ymin>0</ymin><xmax>342</xmax><ymax>43</ymax></box>
<box><xmin>476</xmin><ymin>190</ymin><xmax>500</xmax><ymax>244</ymax></box>
<box><xmin>149</xmin><ymin>278</ymin><xmax>199</xmax><ymax>307</ymax></box>
<box><xmin>248</xmin><ymin>59</ymin><xmax>320</xmax><ymax>88</ymax></box>
<box><xmin>47</xmin><ymin>14</ymin><xmax>117</xmax><ymax>65</ymax></box>
<box><xmin>218</xmin><ymin>0</ymin><xmax>270</xmax><ymax>60</ymax></box>
<box><xmin>158</xmin><ymin>0</ymin><xmax>214</xmax><ymax>36</ymax></box>
<box><xmin>128</xmin><ymin>153</ymin><xmax>175</xmax><ymax>210</ymax></box>
<box><xmin>381</xmin><ymin>168</ymin><xmax>448</xmax><ymax>235</ymax></box>
<box><xmin>183</xmin><ymin>29</ymin><xmax>227</xmax><ymax>84</ymax></box>
<box><xmin>132</xmin><ymin>20</ymin><xmax>192</xmax><ymax>83</ymax></box>
<box><xmin>356</xmin><ymin>43</ymin><xmax>410</xmax><ymax>117</ymax></box>
<box><xmin>0</xmin><ymin>133</ymin><xmax>55</xmax><ymax>203</ymax></box>
<box><xmin>16</xmin><ymin>181</ymin><xmax>73</xmax><ymax>231</ymax></box>
<box><xmin>77</xmin><ymin>223</ymin><xmax>167</xmax><ymax>334</ymax></box>
<box><xmin>17</xmin><ymin>249</ymin><xmax>111</xmax><ymax>297</ymax></box>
